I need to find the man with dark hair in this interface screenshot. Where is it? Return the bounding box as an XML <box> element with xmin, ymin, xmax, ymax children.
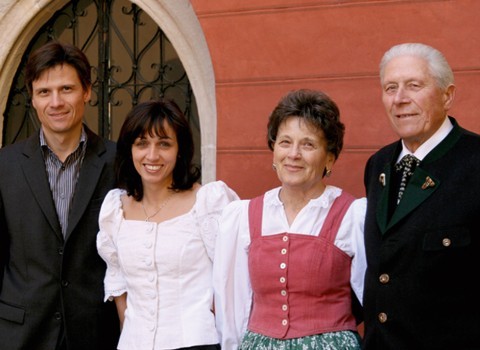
<box><xmin>0</xmin><ymin>40</ymin><xmax>119</xmax><ymax>349</ymax></box>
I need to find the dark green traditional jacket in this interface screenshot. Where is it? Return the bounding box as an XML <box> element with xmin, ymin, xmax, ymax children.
<box><xmin>363</xmin><ymin>117</ymin><xmax>480</xmax><ymax>350</ymax></box>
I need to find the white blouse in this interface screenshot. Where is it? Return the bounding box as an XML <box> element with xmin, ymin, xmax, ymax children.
<box><xmin>97</xmin><ymin>181</ymin><xmax>239</xmax><ymax>350</ymax></box>
<box><xmin>213</xmin><ymin>185</ymin><xmax>367</xmax><ymax>350</ymax></box>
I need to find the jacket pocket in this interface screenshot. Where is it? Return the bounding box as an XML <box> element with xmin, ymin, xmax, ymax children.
<box><xmin>423</xmin><ymin>226</ymin><xmax>471</xmax><ymax>251</ymax></box>
<box><xmin>0</xmin><ymin>300</ymin><xmax>25</xmax><ymax>324</ymax></box>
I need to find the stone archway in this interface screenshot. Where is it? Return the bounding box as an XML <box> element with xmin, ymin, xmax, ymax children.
<box><xmin>0</xmin><ymin>0</ymin><xmax>217</xmax><ymax>182</ymax></box>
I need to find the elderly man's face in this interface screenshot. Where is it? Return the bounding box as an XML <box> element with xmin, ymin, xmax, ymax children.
<box><xmin>381</xmin><ymin>55</ymin><xmax>455</xmax><ymax>152</ymax></box>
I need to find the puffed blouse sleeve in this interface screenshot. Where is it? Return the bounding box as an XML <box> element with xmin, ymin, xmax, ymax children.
<box><xmin>334</xmin><ymin>195</ymin><xmax>367</xmax><ymax>304</ymax></box>
<box><xmin>347</xmin><ymin>197</ymin><xmax>367</xmax><ymax>304</ymax></box>
<box><xmin>96</xmin><ymin>188</ymin><xmax>127</xmax><ymax>302</ymax></box>
<box><xmin>213</xmin><ymin>199</ymin><xmax>252</xmax><ymax>350</ymax></box>
<box><xmin>193</xmin><ymin>180</ymin><xmax>240</xmax><ymax>261</ymax></box>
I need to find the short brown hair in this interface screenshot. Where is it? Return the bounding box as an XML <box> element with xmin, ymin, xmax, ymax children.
<box><xmin>25</xmin><ymin>40</ymin><xmax>92</xmax><ymax>95</ymax></box>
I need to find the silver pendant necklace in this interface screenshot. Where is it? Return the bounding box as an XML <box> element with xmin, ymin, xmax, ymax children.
<box><xmin>141</xmin><ymin>193</ymin><xmax>173</xmax><ymax>222</ymax></box>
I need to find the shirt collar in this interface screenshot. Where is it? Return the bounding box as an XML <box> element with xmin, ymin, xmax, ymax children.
<box><xmin>40</xmin><ymin>125</ymin><xmax>87</xmax><ymax>149</ymax></box>
<box><xmin>398</xmin><ymin>116</ymin><xmax>453</xmax><ymax>163</ymax></box>
<box><xmin>266</xmin><ymin>185</ymin><xmax>342</xmax><ymax>209</ymax></box>
<box><xmin>40</xmin><ymin>125</ymin><xmax>88</xmax><ymax>160</ymax></box>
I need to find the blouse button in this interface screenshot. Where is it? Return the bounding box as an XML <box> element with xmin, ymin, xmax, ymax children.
<box><xmin>144</xmin><ymin>241</ymin><xmax>153</xmax><ymax>248</ymax></box>
<box><xmin>442</xmin><ymin>238</ymin><xmax>451</xmax><ymax>247</ymax></box>
<box><xmin>280</xmin><ymin>290</ymin><xmax>287</xmax><ymax>296</ymax></box>
<box><xmin>279</xmin><ymin>277</ymin><xmax>286</xmax><ymax>283</ymax></box>
<box><xmin>281</xmin><ymin>248</ymin><xmax>287</xmax><ymax>255</ymax></box>
<box><xmin>280</xmin><ymin>263</ymin><xmax>286</xmax><ymax>269</ymax></box>
<box><xmin>282</xmin><ymin>236</ymin><xmax>288</xmax><ymax>242</ymax></box>
<box><xmin>282</xmin><ymin>304</ymin><xmax>288</xmax><ymax>311</ymax></box>
<box><xmin>282</xmin><ymin>319</ymin><xmax>288</xmax><ymax>326</ymax></box>
<box><xmin>145</xmin><ymin>258</ymin><xmax>152</xmax><ymax>266</ymax></box>
<box><xmin>148</xmin><ymin>274</ymin><xmax>155</xmax><ymax>282</ymax></box>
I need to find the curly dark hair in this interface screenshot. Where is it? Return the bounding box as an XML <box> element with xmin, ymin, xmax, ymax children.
<box><xmin>267</xmin><ymin>89</ymin><xmax>344</xmax><ymax>160</ymax></box>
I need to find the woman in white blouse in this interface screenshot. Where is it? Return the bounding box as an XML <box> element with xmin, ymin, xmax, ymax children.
<box><xmin>97</xmin><ymin>99</ymin><xmax>239</xmax><ymax>350</ymax></box>
<box><xmin>213</xmin><ymin>89</ymin><xmax>366</xmax><ymax>350</ymax></box>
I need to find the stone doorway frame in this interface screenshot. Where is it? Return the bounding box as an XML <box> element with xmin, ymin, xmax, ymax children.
<box><xmin>0</xmin><ymin>0</ymin><xmax>217</xmax><ymax>182</ymax></box>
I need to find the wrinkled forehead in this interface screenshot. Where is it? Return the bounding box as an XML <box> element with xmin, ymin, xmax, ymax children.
<box><xmin>382</xmin><ymin>55</ymin><xmax>431</xmax><ymax>82</ymax></box>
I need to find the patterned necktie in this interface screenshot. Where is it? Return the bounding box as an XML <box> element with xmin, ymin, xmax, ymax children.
<box><xmin>395</xmin><ymin>154</ymin><xmax>420</xmax><ymax>205</ymax></box>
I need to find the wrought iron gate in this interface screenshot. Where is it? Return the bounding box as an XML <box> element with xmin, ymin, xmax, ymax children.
<box><xmin>2</xmin><ymin>0</ymin><xmax>199</xmax><ymax>160</ymax></box>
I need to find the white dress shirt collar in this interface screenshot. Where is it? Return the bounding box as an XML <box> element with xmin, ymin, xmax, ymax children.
<box><xmin>398</xmin><ymin>116</ymin><xmax>453</xmax><ymax>163</ymax></box>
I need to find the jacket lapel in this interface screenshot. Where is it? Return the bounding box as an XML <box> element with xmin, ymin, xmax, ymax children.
<box><xmin>21</xmin><ymin>134</ymin><xmax>63</xmax><ymax>239</ymax></box>
<box><xmin>386</xmin><ymin>167</ymin><xmax>439</xmax><ymax>230</ymax></box>
<box><xmin>376</xmin><ymin>163</ymin><xmax>393</xmax><ymax>234</ymax></box>
<box><xmin>379</xmin><ymin>116</ymin><xmax>462</xmax><ymax>234</ymax></box>
<box><xmin>65</xmin><ymin>129</ymin><xmax>106</xmax><ymax>239</ymax></box>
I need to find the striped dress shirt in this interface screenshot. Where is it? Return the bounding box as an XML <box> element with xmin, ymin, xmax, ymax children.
<box><xmin>41</xmin><ymin>127</ymin><xmax>87</xmax><ymax>237</ymax></box>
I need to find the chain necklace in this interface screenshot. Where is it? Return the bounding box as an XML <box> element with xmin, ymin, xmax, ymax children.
<box><xmin>141</xmin><ymin>193</ymin><xmax>173</xmax><ymax>222</ymax></box>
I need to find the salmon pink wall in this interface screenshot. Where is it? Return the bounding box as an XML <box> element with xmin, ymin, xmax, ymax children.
<box><xmin>191</xmin><ymin>0</ymin><xmax>480</xmax><ymax>199</ymax></box>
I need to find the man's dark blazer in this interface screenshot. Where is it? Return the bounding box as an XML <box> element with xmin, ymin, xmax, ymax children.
<box><xmin>363</xmin><ymin>117</ymin><xmax>480</xmax><ymax>350</ymax></box>
<box><xmin>0</xmin><ymin>125</ymin><xmax>120</xmax><ymax>350</ymax></box>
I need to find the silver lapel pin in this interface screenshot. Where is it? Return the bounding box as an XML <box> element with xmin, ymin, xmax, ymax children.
<box><xmin>379</xmin><ymin>173</ymin><xmax>386</xmax><ymax>187</ymax></box>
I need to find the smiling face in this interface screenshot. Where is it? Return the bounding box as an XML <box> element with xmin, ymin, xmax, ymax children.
<box><xmin>131</xmin><ymin>122</ymin><xmax>178</xmax><ymax>189</ymax></box>
<box><xmin>273</xmin><ymin>116</ymin><xmax>335</xmax><ymax>194</ymax></box>
<box><xmin>31</xmin><ymin>64</ymin><xmax>91</xmax><ymax>140</ymax></box>
<box><xmin>381</xmin><ymin>55</ymin><xmax>455</xmax><ymax>152</ymax></box>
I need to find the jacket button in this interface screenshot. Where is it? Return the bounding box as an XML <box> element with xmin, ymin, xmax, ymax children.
<box><xmin>379</xmin><ymin>274</ymin><xmax>390</xmax><ymax>284</ymax></box>
<box><xmin>442</xmin><ymin>238</ymin><xmax>451</xmax><ymax>247</ymax></box>
<box><xmin>378</xmin><ymin>312</ymin><xmax>387</xmax><ymax>323</ymax></box>
<box><xmin>54</xmin><ymin>312</ymin><xmax>62</xmax><ymax>320</ymax></box>
<box><xmin>61</xmin><ymin>280</ymin><xmax>69</xmax><ymax>287</ymax></box>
